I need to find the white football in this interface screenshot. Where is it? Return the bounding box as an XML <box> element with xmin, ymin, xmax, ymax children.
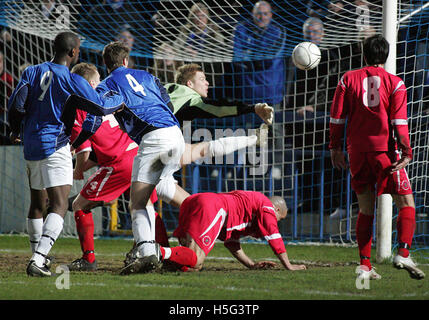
<box><xmin>292</xmin><ymin>41</ymin><xmax>321</xmax><ymax>70</ymax></box>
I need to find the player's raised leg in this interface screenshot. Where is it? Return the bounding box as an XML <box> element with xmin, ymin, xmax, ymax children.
<box><xmin>180</xmin><ymin>124</ymin><xmax>267</xmax><ymax>167</ymax></box>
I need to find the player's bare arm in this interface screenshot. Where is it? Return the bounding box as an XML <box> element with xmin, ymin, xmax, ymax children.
<box><xmin>73</xmin><ymin>150</ymin><xmax>91</xmax><ymax>180</ymax></box>
<box><xmin>224</xmin><ymin>240</ymin><xmax>257</xmax><ymax>268</ymax></box>
<box><xmin>277</xmin><ymin>252</ymin><xmax>306</xmax><ymax>271</ymax></box>
<box><xmin>224</xmin><ymin>240</ymin><xmax>277</xmax><ymax>269</ymax></box>
<box><xmin>390</xmin><ymin>155</ymin><xmax>411</xmax><ymax>174</ymax></box>
<box><xmin>330</xmin><ymin>148</ymin><xmax>347</xmax><ymax>170</ymax></box>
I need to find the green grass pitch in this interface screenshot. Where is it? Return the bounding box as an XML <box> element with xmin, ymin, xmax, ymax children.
<box><xmin>0</xmin><ymin>235</ymin><xmax>428</xmax><ymax>300</ymax></box>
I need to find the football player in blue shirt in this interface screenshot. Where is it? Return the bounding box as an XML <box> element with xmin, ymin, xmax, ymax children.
<box><xmin>98</xmin><ymin>41</ymin><xmax>185</xmax><ymax>274</ymax></box>
<box><xmin>7</xmin><ymin>31</ymin><xmax>124</xmax><ymax>277</ymax></box>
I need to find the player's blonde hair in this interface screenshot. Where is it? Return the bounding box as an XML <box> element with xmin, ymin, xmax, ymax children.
<box><xmin>175</xmin><ymin>63</ymin><xmax>203</xmax><ymax>85</ymax></box>
<box><xmin>71</xmin><ymin>62</ymin><xmax>99</xmax><ymax>82</ymax></box>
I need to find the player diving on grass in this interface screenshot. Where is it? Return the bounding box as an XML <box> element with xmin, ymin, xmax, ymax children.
<box><xmin>6</xmin><ymin>31</ymin><xmax>125</xmax><ymax>277</ymax></box>
<box><xmin>66</xmin><ymin>62</ymin><xmax>269</xmax><ymax>271</ymax></box>
<box><xmin>131</xmin><ymin>191</ymin><xmax>307</xmax><ymax>273</ymax></box>
<box><xmin>329</xmin><ymin>34</ymin><xmax>425</xmax><ymax>280</ymax></box>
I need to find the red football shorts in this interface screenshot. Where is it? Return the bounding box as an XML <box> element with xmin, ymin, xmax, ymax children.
<box><xmin>349</xmin><ymin>150</ymin><xmax>412</xmax><ymax>196</ymax></box>
<box><xmin>80</xmin><ymin>154</ymin><xmax>134</xmax><ymax>202</ymax></box>
<box><xmin>173</xmin><ymin>193</ymin><xmax>227</xmax><ymax>255</ymax></box>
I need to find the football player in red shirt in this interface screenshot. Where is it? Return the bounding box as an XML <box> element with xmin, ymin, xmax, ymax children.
<box><xmin>126</xmin><ymin>191</ymin><xmax>306</xmax><ymax>273</ymax></box>
<box><xmin>329</xmin><ymin>35</ymin><xmax>424</xmax><ymax>280</ymax></box>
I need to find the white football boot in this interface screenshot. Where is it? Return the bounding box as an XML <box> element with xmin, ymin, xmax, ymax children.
<box><xmin>356</xmin><ymin>266</ymin><xmax>381</xmax><ymax>280</ymax></box>
<box><xmin>393</xmin><ymin>254</ymin><xmax>425</xmax><ymax>280</ymax></box>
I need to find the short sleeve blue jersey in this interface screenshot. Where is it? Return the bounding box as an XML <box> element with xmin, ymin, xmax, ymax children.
<box><xmin>7</xmin><ymin>62</ymin><xmax>124</xmax><ymax>160</ymax></box>
<box><xmin>96</xmin><ymin>66</ymin><xmax>179</xmax><ymax>143</ymax></box>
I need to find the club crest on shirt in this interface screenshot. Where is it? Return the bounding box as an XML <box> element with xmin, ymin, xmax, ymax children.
<box><xmin>401</xmin><ymin>180</ymin><xmax>410</xmax><ymax>191</ymax></box>
<box><xmin>86</xmin><ymin>181</ymin><xmax>98</xmax><ymax>194</ymax></box>
<box><xmin>202</xmin><ymin>235</ymin><xmax>211</xmax><ymax>246</ymax></box>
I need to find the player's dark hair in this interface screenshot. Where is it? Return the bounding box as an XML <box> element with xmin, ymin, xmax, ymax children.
<box><xmin>362</xmin><ymin>34</ymin><xmax>389</xmax><ymax>66</ymax></box>
<box><xmin>175</xmin><ymin>63</ymin><xmax>203</xmax><ymax>85</ymax></box>
<box><xmin>102</xmin><ymin>41</ymin><xmax>130</xmax><ymax>72</ymax></box>
<box><xmin>71</xmin><ymin>62</ymin><xmax>98</xmax><ymax>82</ymax></box>
<box><xmin>53</xmin><ymin>32</ymin><xmax>79</xmax><ymax>56</ymax></box>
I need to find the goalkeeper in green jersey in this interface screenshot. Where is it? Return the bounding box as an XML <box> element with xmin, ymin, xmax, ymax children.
<box><xmin>157</xmin><ymin>63</ymin><xmax>273</xmax><ymax>186</ymax></box>
<box><xmin>165</xmin><ymin>63</ymin><xmax>274</xmax><ymax>126</ymax></box>
<box><xmin>153</xmin><ymin>63</ymin><xmax>273</xmax><ymax>205</ymax></box>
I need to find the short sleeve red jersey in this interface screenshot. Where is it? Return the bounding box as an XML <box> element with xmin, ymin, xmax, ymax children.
<box><xmin>329</xmin><ymin>66</ymin><xmax>411</xmax><ymax>158</ymax></box>
<box><xmin>71</xmin><ymin>109</ymin><xmax>138</xmax><ymax>165</ymax></box>
<box><xmin>221</xmin><ymin>191</ymin><xmax>286</xmax><ymax>255</ymax></box>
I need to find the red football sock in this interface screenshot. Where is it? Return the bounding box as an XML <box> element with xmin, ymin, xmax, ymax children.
<box><xmin>160</xmin><ymin>246</ymin><xmax>197</xmax><ymax>268</ymax></box>
<box><xmin>74</xmin><ymin>210</ymin><xmax>95</xmax><ymax>263</ymax></box>
<box><xmin>396</xmin><ymin>206</ymin><xmax>415</xmax><ymax>258</ymax></box>
<box><xmin>356</xmin><ymin>212</ymin><xmax>374</xmax><ymax>270</ymax></box>
<box><xmin>155</xmin><ymin>212</ymin><xmax>170</xmax><ymax>247</ymax></box>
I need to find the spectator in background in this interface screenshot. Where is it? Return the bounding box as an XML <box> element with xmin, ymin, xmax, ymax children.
<box><xmin>151</xmin><ymin>11</ymin><xmax>171</xmax><ymax>48</ymax></box>
<box><xmin>174</xmin><ymin>2</ymin><xmax>226</xmax><ymax>61</ymax></box>
<box><xmin>0</xmin><ymin>50</ymin><xmax>14</xmax><ymax>144</ymax></box>
<box><xmin>233</xmin><ymin>1</ymin><xmax>286</xmax><ymax>180</ymax></box>
<box><xmin>40</xmin><ymin>0</ymin><xmax>64</xmax><ymax>21</ymax></box>
<box><xmin>116</xmin><ymin>26</ymin><xmax>135</xmax><ymax>50</ymax></box>
<box><xmin>152</xmin><ymin>42</ymin><xmax>184</xmax><ymax>84</ymax></box>
<box><xmin>293</xmin><ymin>17</ymin><xmax>328</xmax><ymax>116</ymax></box>
<box><xmin>324</xmin><ymin>0</ymin><xmax>347</xmax><ymax>31</ymax></box>
<box><xmin>0</xmin><ymin>51</ymin><xmax>14</xmax><ymax>104</ymax></box>
<box><xmin>306</xmin><ymin>0</ymin><xmax>328</xmax><ymax>18</ymax></box>
<box><xmin>303</xmin><ymin>16</ymin><xmax>324</xmax><ymax>46</ymax></box>
<box><xmin>115</xmin><ymin>25</ymin><xmax>136</xmax><ymax>69</ymax></box>
<box><xmin>328</xmin><ymin>0</ymin><xmax>344</xmax><ymax>14</ymax></box>
<box><xmin>79</xmin><ymin>0</ymin><xmax>147</xmax><ymax>46</ymax></box>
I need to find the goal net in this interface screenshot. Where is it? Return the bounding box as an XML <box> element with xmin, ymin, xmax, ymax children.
<box><xmin>0</xmin><ymin>1</ymin><xmax>427</xmax><ymax>250</ymax></box>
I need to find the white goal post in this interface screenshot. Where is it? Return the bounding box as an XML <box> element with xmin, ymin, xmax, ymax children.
<box><xmin>376</xmin><ymin>0</ymin><xmax>397</xmax><ymax>263</ymax></box>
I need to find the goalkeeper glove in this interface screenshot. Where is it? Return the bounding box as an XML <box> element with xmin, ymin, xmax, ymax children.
<box><xmin>255</xmin><ymin>103</ymin><xmax>274</xmax><ymax>125</ymax></box>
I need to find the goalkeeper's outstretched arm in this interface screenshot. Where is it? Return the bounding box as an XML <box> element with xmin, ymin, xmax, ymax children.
<box><xmin>174</xmin><ymin>94</ymin><xmax>273</xmax><ymax>125</ymax></box>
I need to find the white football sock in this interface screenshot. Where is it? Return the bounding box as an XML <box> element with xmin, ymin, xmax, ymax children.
<box><xmin>208</xmin><ymin>136</ymin><xmax>257</xmax><ymax>157</ymax></box>
<box><xmin>146</xmin><ymin>205</ymin><xmax>156</xmax><ymax>240</ymax></box>
<box><xmin>131</xmin><ymin>209</ymin><xmax>156</xmax><ymax>257</ymax></box>
<box><xmin>31</xmin><ymin>213</ymin><xmax>64</xmax><ymax>267</ymax></box>
<box><xmin>27</xmin><ymin>218</ymin><xmax>43</xmax><ymax>253</ymax></box>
